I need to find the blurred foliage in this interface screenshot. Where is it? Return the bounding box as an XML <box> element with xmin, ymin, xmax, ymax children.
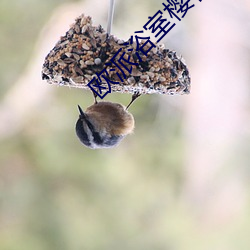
<box><xmin>0</xmin><ymin>0</ymin><xmax>72</xmax><ymax>98</ymax></box>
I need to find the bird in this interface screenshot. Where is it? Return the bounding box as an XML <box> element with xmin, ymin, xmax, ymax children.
<box><xmin>75</xmin><ymin>95</ymin><xmax>139</xmax><ymax>149</ymax></box>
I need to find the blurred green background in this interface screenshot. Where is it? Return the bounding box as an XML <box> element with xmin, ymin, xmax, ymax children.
<box><xmin>1</xmin><ymin>0</ymin><xmax>250</xmax><ymax>249</ymax></box>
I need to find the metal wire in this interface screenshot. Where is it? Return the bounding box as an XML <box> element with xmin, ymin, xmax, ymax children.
<box><xmin>107</xmin><ymin>0</ymin><xmax>115</xmax><ymax>34</ymax></box>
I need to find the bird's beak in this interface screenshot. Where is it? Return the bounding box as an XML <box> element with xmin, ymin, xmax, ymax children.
<box><xmin>77</xmin><ymin>105</ymin><xmax>86</xmax><ymax>119</ymax></box>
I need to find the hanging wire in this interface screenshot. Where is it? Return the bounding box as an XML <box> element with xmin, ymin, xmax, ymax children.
<box><xmin>107</xmin><ymin>0</ymin><xmax>115</xmax><ymax>34</ymax></box>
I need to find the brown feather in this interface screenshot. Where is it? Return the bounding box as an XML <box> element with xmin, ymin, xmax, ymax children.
<box><xmin>85</xmin><ymin>102</ymin><xmax>134</xmax><ymax>136</ymax></box>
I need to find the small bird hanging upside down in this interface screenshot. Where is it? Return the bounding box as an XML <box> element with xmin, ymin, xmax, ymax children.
<box><xmin>75</xmin><ymin>93</ymin><xmax>140</xmax><ymax>149</ymax></box>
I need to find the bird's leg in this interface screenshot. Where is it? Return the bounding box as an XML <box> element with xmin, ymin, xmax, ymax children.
<box><xmin>91</xmin><ymin>90</ymin><xmax>98</xmax><ymax>104</ymax></box>
<box><xmin>126</xmin><ymin>92</ymin><xmax>141</xmax><ymax>110</ymax></box>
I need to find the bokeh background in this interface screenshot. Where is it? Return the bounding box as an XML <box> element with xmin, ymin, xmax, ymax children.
<box><xmin>1</xmin><ymin>0</ymin><xmax>250</xmax><ymax>249</ymax></box>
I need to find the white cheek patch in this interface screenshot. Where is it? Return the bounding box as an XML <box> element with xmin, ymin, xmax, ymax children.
<box><xmin>83</xmin><ymin>122</ymin><xmax>95</xmax><ymax>146</ymax></box>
